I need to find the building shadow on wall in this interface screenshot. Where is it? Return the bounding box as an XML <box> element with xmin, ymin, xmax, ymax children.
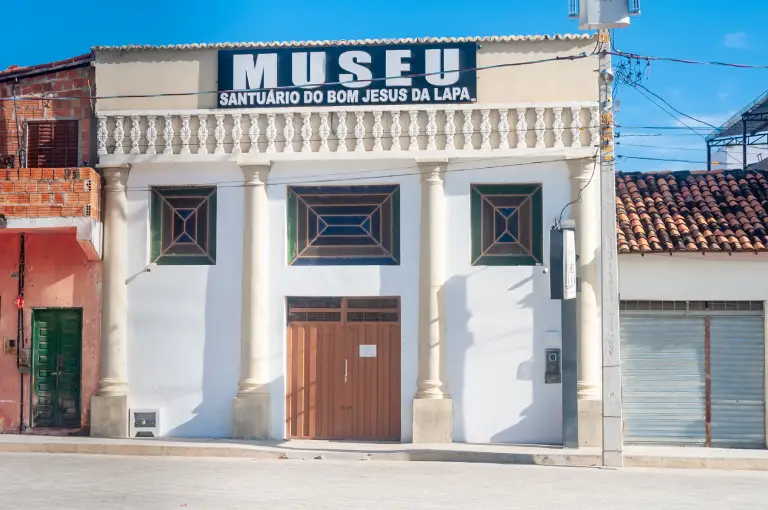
<box><xmin>167</xmin><ymin>264</ymin><xmax>241</xmax><ymax>438</ymax></box>
<box><xmin>490</xmin><ymin>270</ymin><xmax>560</xmax><ymax>445</ymax></box>
<box><xmin>446</xmin><ymin>268</ymin><xmax>560</xmax><ymax>445</ymax></box>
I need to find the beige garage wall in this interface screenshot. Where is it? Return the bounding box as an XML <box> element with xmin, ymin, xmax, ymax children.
<box><xmin>94</xmin><ymin>37</ymin><xmax>598</xmax><ymax>111</ymax></box>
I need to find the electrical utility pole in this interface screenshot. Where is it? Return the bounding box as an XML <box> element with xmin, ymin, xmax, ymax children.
<box><xmin>569</xmin><ymin>0</ymin><xmax>640</xmax><ymax>469</ymax></box>
<box><xmin>597</xmin><ymin>28</ymin><xmax>623</xmax><ymax>469</ymax></box>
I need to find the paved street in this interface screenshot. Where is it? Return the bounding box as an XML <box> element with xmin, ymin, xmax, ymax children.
<box><xmin>1</xmin><ymin>453</ymin><xmax>767</xmax><ymax>509</ymax></box>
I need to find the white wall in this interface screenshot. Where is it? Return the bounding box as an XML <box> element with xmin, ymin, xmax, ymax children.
<box><xmin>126</xmin><ymin>162</ymin><xmax>244</xmax><ymax>437</ymax></box>
<box><xmin>722</xmin><ymin>144</ymin><xmax>768</xmax><ymax>170</ymax></box>
<box><xmin>620</xmin><ymin>252</ymin><xmax>768</xmax><ymax>301</ymax></box>
<box><xmin>444</xmin><ymin>160</ymin><xmax>568</xmax><ymax>445</ymax></box>
<box><xmin>125</xmin><ymin>157</ymin><xmax>570</xmax><ymax>444</ymax></box>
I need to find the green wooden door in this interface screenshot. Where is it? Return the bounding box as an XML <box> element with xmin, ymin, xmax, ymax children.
<box><xmin>32</xmin><ymin>309</ymin><xmax>82</xmax><ymax>428</ymax></box>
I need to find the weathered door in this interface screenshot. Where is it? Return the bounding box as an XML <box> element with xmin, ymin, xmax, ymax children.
<box><xmin>286</xmin><ymin>297</ymin><xmax>401</xmax><ymax>440</ymax></box>
<box><xmin>32</xmin><ymin>308</ymin><xmax>82</xmax><ymax>428</ymax></box>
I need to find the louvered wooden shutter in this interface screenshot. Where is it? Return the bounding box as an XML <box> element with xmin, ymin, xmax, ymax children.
<box><xmin>26</xmin><ymin>120</ymin><xmax>79</xmax><ymax>168</ymax></box>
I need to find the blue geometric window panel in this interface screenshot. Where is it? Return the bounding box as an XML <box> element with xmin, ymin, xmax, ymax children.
<box><xmin>150</xmin><ymin>186</ymin><xmax>217</xmax><ymax>265</ymax></box>
<box><xmin>287</xmin><ymin>185</ymin><xmax>400</xmax><ymax>266</ymax></box>
<box><xmin>470</xmin><ymin>183</ymin><xmax>543</xmax><ymax>266</ymax></box>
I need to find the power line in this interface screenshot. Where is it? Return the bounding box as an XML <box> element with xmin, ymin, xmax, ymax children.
<box><xmin>617</xmin><ymin>142</ymin><xmax>706</xmax><ymax>152</ymax></box>
<box><xmin>617</xmin><ymin>155</ymin><xmax>707</xmax><ymax>164</ymax></box>
<box><xmin>633</xmin><ymin>83</ymin><xmax>718</xmax><ymax>129</ymax></box>
<box><xmin>627</xmin><ymin>84</ymin><xmax>743</xmax><ymax>166</ymax></box>
<box><xmin>617</xmin><ymin>132</ymin><xmax>707</xmax><ymax>137</ymax></box>
<box><xmin>555</xmin><ymin>150</ymin><xmax>599</xmax><ymax>229</ymax></box>
<box><xmin>9</xmin><ymin>153</ymin><xmax>600</xmax><ymax>199</ymax></box>
<box><xmin>616</xmin><ymin>125</ymin><xmax>710</xmax><ymax>131</ymax></box>
<box><xmin>609</xmin><ymin>50</ymin><xmax>768</xmax><ymax>70</ymax></box>
<box><xmin>0</xmin><ymin>53</ymin><xmax>594</xmax><ymax>102</ymax></box>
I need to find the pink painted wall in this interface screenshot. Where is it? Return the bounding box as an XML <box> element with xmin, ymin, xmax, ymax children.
<box><xmin>0</xmin><ymin>232</ymin><xmax>101</xmax><ymax>433</ymax></box>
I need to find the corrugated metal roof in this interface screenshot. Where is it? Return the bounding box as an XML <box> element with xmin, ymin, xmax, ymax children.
<box><xmin>92</xmin><ymin>33</ymin><xmax>594</xmax><ymax>52</ymax></box>
<box><xmin>0</xmin><ymin>53</ymin><xmax>92</xmax><ymax>82</ymax></box>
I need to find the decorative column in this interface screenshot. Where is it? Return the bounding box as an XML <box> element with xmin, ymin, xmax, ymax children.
<box><xmin>412</xmin><ymin>159</ymin><xmax>452</xmax><ymax>443</ymax></box>
<box><xmin>233</xmin><ymin>164</ymin><xmax>271</xmax><ymax>439</ymax></box>
<box><xmin>568</xmin><ymin>157</ymin><xmax>602</xmax><ymax>447</ymax></box>
<box><xmin>91</xmin><ymin>164</ymin><xmax>131</xmax><ymax>438</ymax></box>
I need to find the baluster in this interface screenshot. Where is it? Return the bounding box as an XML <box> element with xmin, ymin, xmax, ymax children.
<box><xmin>390</xmin><ymin>111</ymin><xmax>402</xmax><ymax>151</ymax></box>
<box><xmin>301</xmin><ymin>112</ymin><xmax>312</xmax><ymax>153</ymax></box>
<box><xmin>266</xmin><ymin>114</ymin><xmax>277</xmax><ymax>153</ymax></box>
<box><xmin>516</xmin><ymin>108</ymin><xmax>528</xmax><ymax>149</ymax></box>
<box><xmin>534</xmin><ymin>108</ymin><xmax>546</xmax><ymax>148</ymax></box>
<box><xmin>129</xmin><ymin>115</ymin><xmax>141</xmax><ymax>155</ymax></box>
<box><xmin>214</xmin><ymin>113</ymin><xmax>226</xmax><ymax>154</ymax></box>
<box><xmin>231</xmin><ymin>113</ymin><xmax>243</xmax><ymax>154</ymax></box>
<box><xmin>354</xmin><ymin>111</ymin><xmax>366</xmax><ymax>152</ymax></box>
<box><xmin>197</xmin><ymin>114</ymin><xmax>209</xmax><ymax>155</ymax></box>
<box><xmin>444</xmin><ymin>110</ymin><xmax>456</xmax><ymax>150</ymax></box>
<box><xmin>146</xmin><ymin>115</ymin><xmax>157</xmax><ymax>155</ymax></box>
<box><xmin>426</xmin><ymin>111</ymin><xmax>438</xmax><ymax>150</ymax></box>
<box><xmin>180</xmin><ymin>115</ymin><xmax>191</xmax><ymax>154</ymax></box>
<box><xmin>283</xmin><ymin>113</ymin><xmax>295</xmax><ymax>153</ymax></box>
<box><xmin>553</xmin><ymin>108</ymin><xmax>565</xmax><ymax>148</ymax></box>
<box><xmin>497</xmin><ymin>109</ymin><xmax>510</xmax><ymax>150</ymax></box>
<box><xmin>590</xmin><ymin>106</ymin><xmax>600</xmax><ymax>146</ymax></box>
<box><xmin>462</xmin><ymin>109</ymin><xmax>474</xmax><ymax>150</ymax></box>
<box><xmin>335</xmin><ymin>112</ymin><xmax>348</xmax><ymax>152</ymax></box>
<box><xmin>480</xmin><ymin>109</ymin><xmax>491</xmax><ymax>150</ymax></box>
<box><xmin>248</xmin><ymin>113</ymin><xmax>260</xmax><ymax>153</ymax></box>
<box><xmin>408</xmin><ymin>110</ymin><xmax>419</xmax><ymax>151</ymax></box>
<box><xmin>571</xmin><ymin>106</ymin><xmax>583</xmax><ymax>148</ymax></box>
<box><xmin>163</xmin><ymin>115</ymin><xmax>174</xmax><ymax>155</ymax></box>
<box><xmin>372</xmin><ymin>111</ymin><xmax>384</xmax><ymax>151</ymax></box>
<box><xmin>113</xmin><ymin>116</ymin><xmax>125</xmax><ymax>155</ymax></box>
<box><xmin>318</xmin><ymin>112</ymin><xmax>331</xmax><ymax>152</ymax></box>
<box><xmin>97</xmin><ymin>116</ymin><xmax>107</xmax><ymax>155</ymax></box>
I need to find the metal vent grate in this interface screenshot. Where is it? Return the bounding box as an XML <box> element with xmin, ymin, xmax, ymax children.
<box><xmin>621</xmin><ymin>300</ymin><xmax>764</xmax><ymax>316</ymax></box>
<box><xmin>288</xmin><ymin>311</ymin><xmax>342</xmax><ymax>322</ymax></box>
<box><xmin>348</xmin><ymin>312</ymin><xmax>399</xmax><ymax>322</ymax></box>
<box><xmin>347</xmin><ymin>298</ymin><xmax>399</xmax><ymax>309</ymax></box>
<box><xmin>621</xmin><ymin>300</ymin><xmax>688</xmax><ymax>311</ymax></box>
<box><xmin>287</xmin><ymin>297</ymin><xmax>342</xmax><ymax>309</ymax></box>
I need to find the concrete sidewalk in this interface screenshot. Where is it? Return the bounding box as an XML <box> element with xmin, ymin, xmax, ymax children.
<box><xmin>1</xmin><ymin>435</ymin><xmax>767</xmax><ymax>470</ymax></box>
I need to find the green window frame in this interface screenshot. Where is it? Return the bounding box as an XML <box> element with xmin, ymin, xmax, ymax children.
<box><xmin>470</xmin><ymin>183</ymin><xmax>543</xmax><ymax>266</ymax></box>
<box><xmin>150</xmin><ymin>186</ymin><xmax>217</xmax><ymax>265</ymax></box>
<box><xmin>287</xmin><ymin>185</ymin><xmax>400</xmax><ymax>266</ymax></box>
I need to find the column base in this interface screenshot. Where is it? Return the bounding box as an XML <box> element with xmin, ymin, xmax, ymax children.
<box><xmin>90</xmin><ymin>395</ymin><xmax>128</xmax><ymax>438</ymax></box>
<box><xmin>233</xmin><ymin>393</ymin><xmax>271</xmax><ymax>440</ymax></box>
<box><xmin>412</xmin><ymin>398</ymin><xmax>453</xmax><ymax>443</ymax></box>
<box><xmin>578</xmin><ymin>398</ymin><xmax>603</xmax><ymax>447</ymax></box>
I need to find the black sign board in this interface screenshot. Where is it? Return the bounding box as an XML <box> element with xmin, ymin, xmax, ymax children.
<box><xmin>217</xmin><ymin>42</ymin><xmax>477</xmax><ymax>109</ymax></box>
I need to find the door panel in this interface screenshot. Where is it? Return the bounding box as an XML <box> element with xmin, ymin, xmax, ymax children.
<box><xmin>57</xmin><ymin>310</ymin><xmax>82</xmax><ymax>428</ymax></box>
<box><xmin>33</xmin><ymin>310</ymin><xmax>58</xmax><ymax>427</ymax></box>
<box><xmin>32</xmin><ymin>309</ymin><xmax>82</xmax><ymax>429</ymax></box>
<box><xmin>621</xmin><ymin>315</ymin><xmax>706</xmax><ymax>445</ymax></box>
<box><xmin>286</xmin><ymin>297</ymin><xmax>400</xmax><ymax>441</ymax></box>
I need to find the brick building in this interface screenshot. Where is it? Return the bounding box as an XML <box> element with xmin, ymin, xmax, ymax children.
<box><xmin>0</xmin><ymin>54</ymin><xmax>103</xmax><ymax>434</ymax></box>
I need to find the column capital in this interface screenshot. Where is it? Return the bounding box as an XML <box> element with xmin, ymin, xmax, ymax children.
<box><xmin>97</xmin><ymin>164</ymin><xmax>131</xmax><ymax>190</ymax></box>
<box><xmin>240</xmin><ymin>164</ymin><xmax>271</xmax><ymax>185</ymax></box>
<box><xmin>416</xmin><ymin>158</ymin><xmax>449</xmax><ymax>182</ymax></box>
<box><xmin>566</xmin><ymin>157</ymin><xmax>597</xmax><ymax>182</ymax></box>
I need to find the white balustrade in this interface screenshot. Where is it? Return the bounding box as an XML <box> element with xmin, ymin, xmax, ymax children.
<box><xmin>96</xmin><ymin>103</ymin><xmax>597</xmax><ymax>158</ymax></box>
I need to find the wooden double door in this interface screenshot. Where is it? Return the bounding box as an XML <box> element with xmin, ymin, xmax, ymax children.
<box><xmin>286</xmin><ymin>297</ymin><xmax>401</xmax><ymax>440</ymax></box>
<box><xmin>32</xmin><ymin>308</ymin><xmax>83</xmax><ymax>429</ymax></box>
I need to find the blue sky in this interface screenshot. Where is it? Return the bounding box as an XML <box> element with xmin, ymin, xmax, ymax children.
<box><xmin>3</xmin><ymin>0</ymin><xmax>767</xmax><ymax>172</ymax></box>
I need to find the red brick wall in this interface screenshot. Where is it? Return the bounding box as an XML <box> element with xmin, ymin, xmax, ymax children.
<box><xmin>0</xmin><ymin>65</ymin><xmax>94</xmax><ymax>167</ymax></box>
<box><xmin>0</xmin><ymin>167</ymin><xmax>101</xmax><ymax>220</ymax></box>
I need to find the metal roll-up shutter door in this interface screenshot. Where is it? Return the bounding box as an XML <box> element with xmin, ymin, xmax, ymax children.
<box><xmin>621</xmin><ymin>315</ymin><xmax>706</xmax><ymax>445</ymax></box>
<box><xmin>710</xmin><ymin>316</ymin><xmax>766</xmax><ymax>448</ymax></box>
